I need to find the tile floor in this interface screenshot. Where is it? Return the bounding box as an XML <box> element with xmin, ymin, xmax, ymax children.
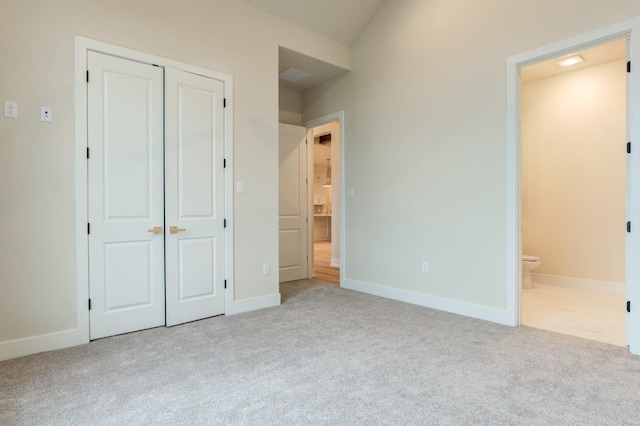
<box><xmin>522</xmin><ymin>283</ymin><xmax>626</xmax><ymax>347</ymax></box>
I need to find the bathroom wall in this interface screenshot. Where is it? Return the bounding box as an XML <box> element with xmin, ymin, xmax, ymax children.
<box><xmin>522</xmin><ymin>58</ymin><xmax>627</xmax><ymax>285</ymax></box>
<box><xmin>279</xmin><ymin>86</ymin><xmax>302</xmax><ymax>125</ymax></box>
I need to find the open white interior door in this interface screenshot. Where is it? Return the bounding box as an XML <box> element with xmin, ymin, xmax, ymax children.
<box><xmin>279</xmin><ymin>123</ymin><xmax>309</xmax><ymax>282</ymax></box>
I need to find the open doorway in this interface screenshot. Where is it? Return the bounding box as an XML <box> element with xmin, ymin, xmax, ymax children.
<box><xmin>310</xmin><ymin>123</ymin><xmax>340</xmax><ymax>285</ymax></box>
<box><xmin>277</xmin><ymin>117</ymin><xmax>343</xmax><ymax>287</ymax></box>
<box><xmin>519</xmin><ymin>38</ymin><xmax>628</xmax><ymax>346</ymax></box>
<box><xmin>277</xmin><ymin>46</ymin><xmax>348</xmax><ymax>289</ymax></box>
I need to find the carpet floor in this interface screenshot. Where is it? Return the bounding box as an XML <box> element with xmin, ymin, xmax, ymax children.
<box><xmin>2</xmin><ymin>280</ymin><xmax>640</xmax><ymax>425</ymax></box>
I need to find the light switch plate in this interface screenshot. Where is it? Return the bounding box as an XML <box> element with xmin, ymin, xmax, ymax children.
<box><xmin>4</xmin><ymin>101</ymin><xmax>17</xmax><ymax>118</ymax></box>
<box><xmin>236</xmin><ymin>181</ymin><xmax>244</xmax><ymax>193</ymax></box>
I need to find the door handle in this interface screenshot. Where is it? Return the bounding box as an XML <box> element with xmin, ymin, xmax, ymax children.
<box><xmin>170</xmin><ymin>226</ymin><xmax>187</xmax><ymax>234</ymax></box>
<box><xmin>147</xmin><ymin>226</ymin><xmax>163</xmax><ymax>234</ymax></box>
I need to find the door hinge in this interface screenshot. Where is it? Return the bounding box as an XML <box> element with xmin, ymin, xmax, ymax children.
<box><xmin>87</xmin><ymin>223</ymin><xmax>91</xmax><ymax>234</ymax></box>
<box><xmin>224</xmin><ymin>280</ymin><xmax>227</xmax><ymax>289</ymax></box>
<box><xmin>88</xmin><ymin>298</ymin><xmax>92</xmax><ymax>310</ymax></box>
<box><xmin>86</xmin><ymin>70</ymin><xmax>89</xmax><ymax>83</ymax></box>
<box><xmin>627</xmin><ymin>142</ymin><xmax>631</xmax><ymax>154</ymax></box>
<box><xmin>305</xmin><ymin>138</ymin><xmax>308</xmax><ymax>145</ymax></box>
<box><xmin>224</xmin><ymin>219</ymin><xmax>227</xmax><ymax>228</ymax></box>
<box><xmin>87</xmin><ymin>147</ymin><xmax>90</xmax><ymax>159</ymax></box>
<box><xmin>627</xmin><ymin>300</ymin><xmax>631</xmax><ymax>313</ymax></box>
<box><xmin>306</xmin><ymin>178</ymin><xmax>308</xmax><ymax>184</ymax></box>
<box><xmin>223</xmin><ymin>158</ymin><xmax>226</xmax><ymax>168</ymax></box>
<box><xmin>627</xmin><ymin>221</ymin><xmax>631</xmax><ymax>233</ymax></box>
<box><xmin>628</xmin><ymin>61</ymin><xmax>631</xmax><ymax>73</ymax></box>
<box><xmin>223</xmin><ymin>98</ymin><xmax>226</xmax><ymax>108</ymax></box>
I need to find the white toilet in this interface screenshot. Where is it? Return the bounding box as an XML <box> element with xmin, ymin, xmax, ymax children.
<box><xmin>522</xmin><ymin>255</ymin><xmax>541</xmax><ymax>289</ymax></box>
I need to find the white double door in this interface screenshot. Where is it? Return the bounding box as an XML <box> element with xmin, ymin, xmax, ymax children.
<box><xmin>88</xmin><ymin>52</ymin><xmax>225</xmax><ymax>339</ymax></box>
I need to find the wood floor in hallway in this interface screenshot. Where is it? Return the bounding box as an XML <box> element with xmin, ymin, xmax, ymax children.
<box><xmin>314</xmin><ymin>241</ymin><xmax>339</xmax><ymax>285</ymax></box>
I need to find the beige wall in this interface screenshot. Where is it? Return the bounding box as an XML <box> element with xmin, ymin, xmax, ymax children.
<box><xmin>303</xmin><ymin>0</ymin><xmax>640</xmax><ymax>310</ymax></box>
<box><xmin>0</xmin><ymin>0</ymin><xmax>350</xmax><ymax>347</ymax></box>
<box><xmin>279</xmin><ymin>86</ymin><xmax>303</xmax><ymax>125</ymax></box>
<box><xmin>522</xmin><ymin>59</ymin><xmax>627</xmax><ymax>284</ymax></box>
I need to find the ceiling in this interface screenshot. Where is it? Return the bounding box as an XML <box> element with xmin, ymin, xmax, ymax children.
<box><xmin>236</xmin><ymin>0</ymin><xmax>387</xmax><ymax>46</ymax></box>
<box><xmin>521</xmin><ymin>38</ymin><xmax>627</xmax><ymax>83</ymax></box>
<box><xmin>240</xmin><ymin>1</ymin><xmax>627</xmax><ymax>90</ymax></box>
<box><xmin>237</xmin><ymin>0</ymin><xmax>385</xmax><ymax>92</ymax></box>
<box><xmin>279</xmin><ymin>47</ymin><xmax>349</xmax><ymax>91</ymax></box>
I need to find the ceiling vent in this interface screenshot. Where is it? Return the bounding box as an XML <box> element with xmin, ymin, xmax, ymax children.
<box><xmin>279</xmin><ymin>67</ymin><xmax>312</xmax><ymax>83</ymax></box>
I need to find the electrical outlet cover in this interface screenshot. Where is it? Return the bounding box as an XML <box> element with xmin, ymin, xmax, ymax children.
<box><xmin>4</xmin><ymin>101</ymin><xmax>18</xmax><ymax>118</ymax></box>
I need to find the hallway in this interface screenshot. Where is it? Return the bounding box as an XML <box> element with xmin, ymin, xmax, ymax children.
<box><xmin>314</xmin><ymin>241</ymin><xmax>339</xmax><ymax>285</ymax></box>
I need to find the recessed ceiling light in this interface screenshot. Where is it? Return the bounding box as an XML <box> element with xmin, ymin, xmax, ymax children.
<box><xmin>556</xmin><ymin>55</ymin><xmax>584</xmax><ymax>67</ymax></box>
<box><xmin>279</xmin><ymin>67</ymin><xmax>312</xmax><ymax>83</ymax></box>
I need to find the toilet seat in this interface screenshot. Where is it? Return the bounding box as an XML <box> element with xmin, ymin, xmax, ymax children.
<box><xmin>523</xmin><ymin>255</ymin><xmax>540</xmax><ymax>262</ymax></box>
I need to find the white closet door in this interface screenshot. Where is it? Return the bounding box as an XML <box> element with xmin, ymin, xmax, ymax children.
<box><xmin>88</xmin><ymin>52</ymin><xmax>165</xmax><ymax>339</ymax></box>
<box><xmin>165</xmin><ymin>68</ymin><xmax>226</xmax><ymax>326</ymax></box>
<box><xmin>278</xmin><ymin>123</ymin><xmax>309</xmax><ymax>282</ymax></box>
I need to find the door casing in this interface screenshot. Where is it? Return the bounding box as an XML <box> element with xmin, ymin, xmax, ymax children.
<box><xmin>304</xmin><ymin>111</ymin><xmax>346</xmax><ymax>286</ymax></box>
<box><xmin>74</xmin><ymin>36</ymin><xmax>235</xmax><ymax>344</ymax></box>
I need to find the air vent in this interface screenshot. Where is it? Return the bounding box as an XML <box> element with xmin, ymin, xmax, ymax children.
<box><xmin>279</xmin><ymin>67</ymin><xmax>312</xmax><ymax>83</ymax></box>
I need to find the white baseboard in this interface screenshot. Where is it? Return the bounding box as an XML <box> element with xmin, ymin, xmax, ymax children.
<box><xmin>531</xmin><ymin>273</ymin><xmax>625</xmax><ymax>294</ymax></box>
<box><xmin>342</xmin><ymin>278</ymin><xmax>512</xmax><ymax>326</ymax></box>
<box><xmin>330</xmin><ymin>258</ymin><xmax>340</xmax><ymax>268</ymax></box>
<box><xmin>1</xmin><ymin>293</ymin><xmax>282</xmax><ymax>361</ymax></box>
<box><xmin>233</xmin><ymin>293</ymin><xmax>281</xmax><ymax>314</ymax></box>
<box><xmin>0</xmin><ymin>329</ymin><xmax>81</xmax><ymax>362</ymax></box>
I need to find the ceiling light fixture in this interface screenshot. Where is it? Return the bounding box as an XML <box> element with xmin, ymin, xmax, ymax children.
<box><xmin>322</xmin><ymin>159</ymin><xmax>332</xmax><ymax>188</ymax></box>
<box><xmin>556</xmin><ymin>55</ymin><xmax>584</xmax><ymax>67</ymax></box>
<box><xmin>279</xmin><ymin>67</ymin><xmax>312</xmax><ymax>82</ymax></box>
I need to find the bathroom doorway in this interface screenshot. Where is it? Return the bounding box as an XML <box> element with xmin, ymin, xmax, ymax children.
<box><xmin>519</xmin><ymin>38</ymin><xmax>628</xmax><ymax>346</ymax></box>
<box><xmin>306</xmin><ymin>114</ymin><xmax>343</xmax><ymax>286</ymax></box>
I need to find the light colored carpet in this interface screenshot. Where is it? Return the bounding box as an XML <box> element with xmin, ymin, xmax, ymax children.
<box><xmin>2</xmin><ymin>280</ymin><xmax>640</xmax><ymax>425</ymax></box>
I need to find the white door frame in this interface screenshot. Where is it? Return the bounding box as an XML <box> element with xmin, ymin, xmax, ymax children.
<box><xmin>506</xmin><ymin>17</ymin><xmax>640</xmax><ymax>354</ymax></box>
<box><xmin>74</xmin><ymin>36</ymin><xmax>235</xmax><ymax>344</ymax></box>
<box><xmin>306</xmin><ymin>127</ymin><xmax>314</xmax><ymax>279</ymax></box>
<box><xmin>304</xmin><ymin>111</ymin><xmax>345</xmax><ymax>285</ymax></box>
